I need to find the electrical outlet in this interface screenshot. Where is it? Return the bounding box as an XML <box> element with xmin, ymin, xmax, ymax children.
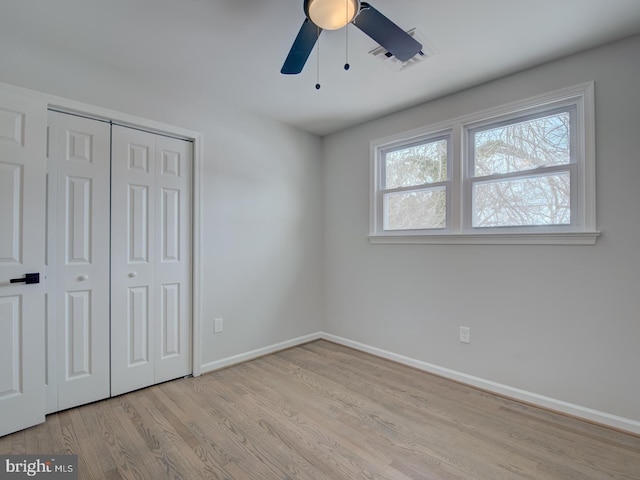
<box><xmin>459</xmin><ymin>326</ymin><xmax>471</xmax><ymax>344</ymax></box>
<box><xmin>214</xmin><ymin>317</ymin><xmax>223</xmax><ymax>334</ymax></box>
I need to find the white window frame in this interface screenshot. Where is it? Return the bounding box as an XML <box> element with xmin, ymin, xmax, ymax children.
<box><xmin>369</xmin><ymin>82</ymin><xmax>599</xmax><ymax>245</ymax></box>
<box><xmin>377</xmin><ymin>130</ymin><xmax>452</xmax><ymax>232</ymax></box>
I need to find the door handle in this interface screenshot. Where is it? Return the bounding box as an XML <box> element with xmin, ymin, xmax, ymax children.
<box><xmin>10</xmin><ymin>273</ymin><xmax>40</xmax><ymax>285</ymax></box>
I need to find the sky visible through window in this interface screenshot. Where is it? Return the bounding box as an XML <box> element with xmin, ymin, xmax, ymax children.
<box><xmin>472</xmin><ymin>112</ymin><xmax>571</xmax><ymax>227</ymax></box>
<box><xmin>383</xmin><ymin>139</ymin><xmax>448</xmax><ymax>230</ymax></box>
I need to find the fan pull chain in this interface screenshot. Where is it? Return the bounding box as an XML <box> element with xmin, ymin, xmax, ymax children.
<box><xmin>344</xmin><ymin>0</ymin><xmax>350</xmax><ymax>70</ymax></box>
<box><xmin>315</xmin><ymin>25</ymin><xmax>321</xmax><ymax>90</ymax></box>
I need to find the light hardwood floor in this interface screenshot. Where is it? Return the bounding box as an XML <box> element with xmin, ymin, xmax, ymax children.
<box><xmin>1</xmin><ymin>340</ymin><xmax>639</xmax><ymax>479</ymax></box>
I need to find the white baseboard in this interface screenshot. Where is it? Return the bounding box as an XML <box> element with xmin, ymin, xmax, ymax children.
<box><xmin>320</xmin><ymin>333</ymin><xmax>640</xmax><ymax>436</ymax></box>
<box><xmin>199</xmin><ymin>332</ymin><xmax>323</xmax><ymax>374</ymax></box>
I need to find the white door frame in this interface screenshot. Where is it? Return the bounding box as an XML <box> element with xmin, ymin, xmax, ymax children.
<box><xmin>1</xmin><ymin>81</ymin><xmax>204</xmax><ymax>379</ymax></box>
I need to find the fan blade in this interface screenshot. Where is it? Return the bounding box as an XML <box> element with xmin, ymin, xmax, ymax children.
<box><xmin>353</xmin><ymin>2</ymin><xmax>422</xmax><ymax>62</ymax></box>
<box><xmin>281</xmin><ymin>19</ymin><xmax>322</xmax><ymax>75</ymax></box>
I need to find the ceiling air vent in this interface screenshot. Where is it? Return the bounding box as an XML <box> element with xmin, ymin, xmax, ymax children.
<box><xmin>368</xmin><ymin>28</ymin><xmax>435</xmax><ymax>71</ymax></box>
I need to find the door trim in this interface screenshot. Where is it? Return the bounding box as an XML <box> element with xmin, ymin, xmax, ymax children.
<box><xmin>0</xmin><ymin>81</ymin><xmax>204</xmax><ymax>378</ymax></box>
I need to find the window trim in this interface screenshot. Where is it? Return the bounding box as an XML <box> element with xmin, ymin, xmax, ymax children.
<box><xmin>369</xmin><ymin>82</ymin><xmax>599</xmax><ymax>245</ymax></box>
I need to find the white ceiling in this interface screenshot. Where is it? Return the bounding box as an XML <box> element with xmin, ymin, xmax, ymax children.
<box><xmin>2</xmin><ymin>0</ymin><xmax>640</xmax><ymax>136</ymax></box>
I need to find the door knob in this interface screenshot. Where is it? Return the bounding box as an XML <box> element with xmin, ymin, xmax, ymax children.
<box><xmin>128</xmin><ymin>272</ymin><xmax>138</xmax><ymax>278</ymax></box>
<box><xmin>10</xmin><ymin>273</ymin><xmax>40</xmax><ymax>284</ymax></box>
<box><xmin>78</xmin><ymin>274</ymin><xmax>89</xmax><ymax>281</ymax></box>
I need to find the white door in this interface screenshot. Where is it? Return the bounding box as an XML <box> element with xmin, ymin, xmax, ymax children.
<box><xmin>0</xmin><ymin>90</ymin><xmax>47</xmax><ymax>436</ymax></box>
<box><xmin>111</xmin><ymin>126</ymin><xmax>192</xmax><ymax>396</ymax></box>
<box><xmin>153</xmin><ymin>134</ymin><xmax>192</xmax><ymax>384</ymax></box>
<box><xmin>46</xmin><ymin>111</ymin><xmax>111</xmax><ymax>412</ymax></box>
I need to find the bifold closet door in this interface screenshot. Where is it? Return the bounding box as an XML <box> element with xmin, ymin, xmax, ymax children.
<box><xmin>46</xmin><ymin>111</ymin><xmax>111</xmax><ymax>412</ymax></box>
<box><xmin>111</xmin><ymin>126</ymin><xmax>192</xmax><ymax>396</ymax></box>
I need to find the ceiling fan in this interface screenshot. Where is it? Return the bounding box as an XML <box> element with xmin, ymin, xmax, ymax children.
<box><xmin>281</xmin><ymin>0</ymin><xmax>422</xmax><ymax>75</ymax></box>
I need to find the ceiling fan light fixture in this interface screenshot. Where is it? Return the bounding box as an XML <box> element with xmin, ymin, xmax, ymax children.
<box><xmin>305</xmin><ymin>0</ymin><xmax>360</xmax><ymax>30</ymax></box>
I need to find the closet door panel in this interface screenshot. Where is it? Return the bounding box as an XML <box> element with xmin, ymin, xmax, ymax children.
<box><xmin>161</xmin><ymin>188</ymin><xmax>180</xmax><ymax>262</ymax></box>
<box><xmin>155</xmin><ymin>136</ymin><xmax>192</xmax><ymax>383</ymax></box>
<box><xmin>112</xmin><ymin>127</ymin><xmax>192</xmax><ymax>395</ymax></box>
<box><xmin>128</xmin><ymin>285</ymin><xmax>150</xmax><ymax>364</ymax></box>
<box><xmin>65</xmin><ymin>176</ymin><xmax>92</xmax><ymax>263</ymax></box>
<box><xmin>65</xmin><ymin>290</ymin><xmax>92</xmax><ymax>377</ymax></box>
<box><xmin>160</xmin><ymin>283</ymin><xmax>180</xmax><ymax>357</ymax></box>
<box><xmin>128</xmin><ymin>184</ymin><xmax>150</xmax><ymax>262</ymax></box>
<box><xmin>111</xmin><ymin>126</ymin><xmax>156</xmax><ymax>396</ymax></box>
<box><xmin>47</xmin><ymin>111</ymin><xmax>111</xmax><ymax>411</ymax></box>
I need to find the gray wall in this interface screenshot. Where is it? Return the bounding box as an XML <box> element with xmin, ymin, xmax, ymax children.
<box><xmin>322</xmin><ymin>34</ymin><xmax>640</xmax><ymax>422</ymax></box>
<box><xmin>0</xmin><ymin>39</ymin><xmax>324</xmax><ymax>368</ymax></box>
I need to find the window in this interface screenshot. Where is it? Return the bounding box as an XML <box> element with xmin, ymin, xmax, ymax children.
<box><xmin>381</xmin><ymin>134</ymin><xmax>450</xmax><ymax>231</ymax></box>
<box><xmin>467</xmin><ymin>108</ymin><xmax>574</xmax><ymax>229</ymax></box>
<box><xmin>370</xmin><ymin>82</ymin><xmax>598</xmax><ymax>245</ymax></box>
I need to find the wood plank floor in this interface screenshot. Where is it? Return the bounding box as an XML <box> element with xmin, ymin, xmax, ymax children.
<box><xmin>1</xmin><ymin>340</ymin><xmax>639</xmax><ymax>479</ymax></box>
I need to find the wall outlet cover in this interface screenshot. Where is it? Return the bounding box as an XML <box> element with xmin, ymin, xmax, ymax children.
<box><xmin>459</xmin><ymin>326</ymin><xmax>471</xmax><ymax>344</ymax></box>
<box><xmin>214</xmin><ymin>317</ymin><xmax>223</xmax><ymax>333</ymax></box>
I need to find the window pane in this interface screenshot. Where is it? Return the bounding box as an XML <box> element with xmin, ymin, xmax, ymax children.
<box><xmin>473</xmin><ymin>112</ymin><xmax>570</xmax><ymax>177</ymax></box>
<box><xmin>385</xmin><ymin>139</ymin><xmax>448</xmax><ymax>189</ymax></box>
<box><xmin>384</xmin><ymin>188</ymin><xmax>446</xmax><ymax>230</ymax></box>
<box><xmin>473</xmin><ymin>173</ymin><xmax>570</xmax><ymax>227</ymax></box>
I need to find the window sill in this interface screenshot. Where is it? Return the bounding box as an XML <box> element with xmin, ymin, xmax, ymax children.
<box><xmin>368</xmin><ymin>231</ymin><xmax>600</xmax><ymax>245</ymax></box>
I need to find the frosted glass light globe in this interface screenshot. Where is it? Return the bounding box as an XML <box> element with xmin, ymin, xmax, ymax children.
<box><xmin>305</xmin><ymin>0</ymin><xmax>360</xmax><ymax>30</ymax></box>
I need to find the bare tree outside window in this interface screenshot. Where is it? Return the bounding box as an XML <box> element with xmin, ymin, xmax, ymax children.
<box><xmin>383</xmin><ymin>139</ymin><xmax>448</xmax><ymax>230</ymax></box>
<box><xmin>385</xmin><ymin>188</ymin><xmax>446</xmax><ymax>230</ymax></box>
<box><xmin>385</xmin><ymin>140</ymin><xmax>448</xmax><ymax>188</ymax></box>
<box><xmin>471</xmin><ymin>112</ymin><xmax>572</xmax><ymax>227</ymax></box>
